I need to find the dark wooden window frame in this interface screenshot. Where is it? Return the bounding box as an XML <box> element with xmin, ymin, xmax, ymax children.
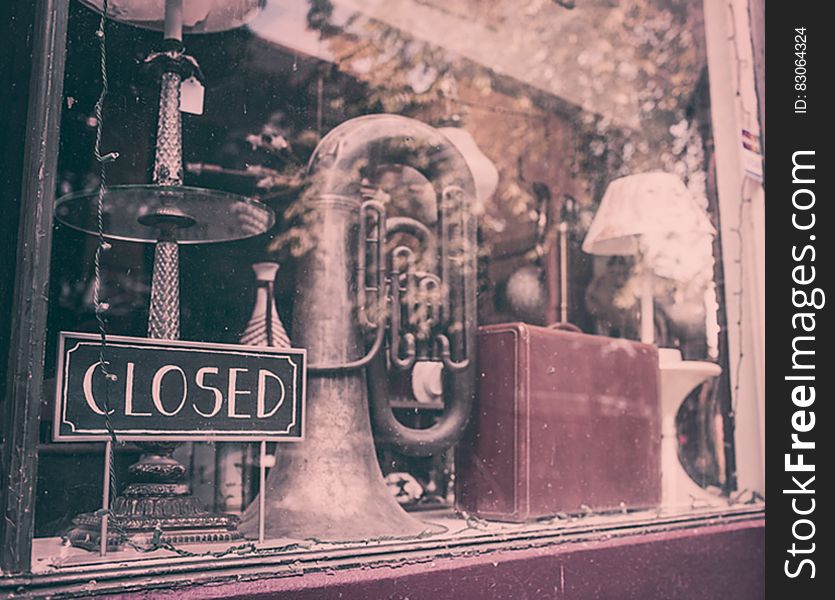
<box><xmin>1</xmin><ymin>0</ymin><xmax>69</xmax><ymax>575</ymax></box>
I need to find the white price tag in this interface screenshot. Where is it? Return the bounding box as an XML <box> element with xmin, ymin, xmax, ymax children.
<box><xmin>180</xmin><ymin>77</ymin><xmax>205</xmax><ymax>115</ymax></box>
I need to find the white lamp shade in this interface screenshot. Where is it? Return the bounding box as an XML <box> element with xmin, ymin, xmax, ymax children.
<box><xmin>79</xmin><ymin>0</ymin><xmax>264</xmax><ymax>34</ymax></box>
<box><xmin>582</xmin><ymin>172</ymin><xmax>715</xmax><ymax>257</ymax></box>
<box><xmin>438</xmin><ymin>127</ymin><xmax>498</xmax><ymax>211</ymax></box>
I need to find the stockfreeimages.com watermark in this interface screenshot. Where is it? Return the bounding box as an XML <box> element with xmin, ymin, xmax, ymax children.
<box><xmin>783</xmin><ymin>150</ymin><xmax>821</xmax><ymax>579</ymax></box>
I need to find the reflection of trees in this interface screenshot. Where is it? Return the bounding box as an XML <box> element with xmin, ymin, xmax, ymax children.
<box><xmin>245</xmin><ymin>0</ymin><xmax>717</xmax><ymax>332</ymax></box>
<box><xmin>290</xmin><ymin>0</ymin><xmax>710</xmax><ymax>222</ymax></box>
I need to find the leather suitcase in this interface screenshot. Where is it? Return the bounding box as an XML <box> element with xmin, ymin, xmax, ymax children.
<box><xmin>455</xmin><ymin>322</ymin><xmax>661</xmax><ymax>521</ymax></box>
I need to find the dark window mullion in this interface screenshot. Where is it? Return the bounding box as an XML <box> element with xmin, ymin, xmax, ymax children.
<box><xmin>0</xmin><ymin>0</ymin><xmax>68</xmax><ymax>574</ymax></box>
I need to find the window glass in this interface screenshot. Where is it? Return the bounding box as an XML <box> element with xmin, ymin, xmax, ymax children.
<box><xmin>36</xmin><ymin>0</ymin><xmax>734</xmax><ymax>569</ymax></box>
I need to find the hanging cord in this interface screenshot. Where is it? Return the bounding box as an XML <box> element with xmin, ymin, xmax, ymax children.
<box><xmin>91</xmin><ymin>0</ymin><xmax>120</xmax><ymax>508</ymax></box>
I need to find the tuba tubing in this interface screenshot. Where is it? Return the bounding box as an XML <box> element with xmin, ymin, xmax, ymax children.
<box><xmin>367</xmin><ymin>349</ymin><xmax>476</xmax><ymax>457</ymax></box>
<box><xmin>303</xmin><ymin>114</ymin><xmax>478</xmax><ymax>457</ymax></box>
<box><xmin>370</xmin><ymin>187</ymin><xmax>477</xmax><ymax>456</ymax></box>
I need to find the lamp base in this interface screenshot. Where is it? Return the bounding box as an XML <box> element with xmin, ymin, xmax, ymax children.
<box><xmin>66</xmin><ymin>446</ymin><xmax>241</xmax><ymax>553</ymax></box>
<box><xmin>66</xmin><ymin>483</ymin><xmax>241</xmax><ymax>552</ymax></box>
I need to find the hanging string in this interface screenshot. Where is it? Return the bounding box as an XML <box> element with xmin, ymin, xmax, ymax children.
<box><xmin>729</xmin><ymin>183</ymin><xmax>750</xmax><ymax>418</ymax></box>
<box><xmin>91</xmin><ymin>0</ymin><xmax>120</xmax><ymax>510</ymax></box>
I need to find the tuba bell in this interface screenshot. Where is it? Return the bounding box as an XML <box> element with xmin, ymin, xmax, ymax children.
<box><xmin>239</xmin><ymin>114</ymin><xmax>478</xmax><ymax>540</ymax></box>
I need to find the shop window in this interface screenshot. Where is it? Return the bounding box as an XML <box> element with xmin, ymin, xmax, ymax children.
<box><xmin>2</xmin><ymin>0</ymin><xmax>758</xmax><ymax>581</ymax></box>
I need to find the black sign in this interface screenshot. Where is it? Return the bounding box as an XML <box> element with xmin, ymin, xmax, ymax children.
<box><xmin>54</xmin><ymin>332</ymin><xmax>306</xmax><ymax>442</ymax></box>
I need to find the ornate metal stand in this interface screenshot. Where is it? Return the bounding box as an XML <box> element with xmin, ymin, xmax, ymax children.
<box><xmin>56</xmin><ymin>0</ymin><xmax>273</xmax><ymax>552</ymax></box>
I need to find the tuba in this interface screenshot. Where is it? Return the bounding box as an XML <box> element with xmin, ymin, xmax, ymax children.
<box><xmin>240</xmin><ymin>115</ymin><xmax>477</xmax><ymax>540</ymax></box>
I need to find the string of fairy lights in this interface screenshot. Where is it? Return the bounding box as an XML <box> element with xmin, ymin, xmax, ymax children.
<box><xmin>91</xmin><ymin>0</ymin><xmax>121</xmax><ymax>516</ymax></box>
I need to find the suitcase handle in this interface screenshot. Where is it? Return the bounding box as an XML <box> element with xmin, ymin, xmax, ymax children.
<box><xmin>547</xmin><ymin>321</ymin><xmax>582</xmax><ymax>333</ymax></box>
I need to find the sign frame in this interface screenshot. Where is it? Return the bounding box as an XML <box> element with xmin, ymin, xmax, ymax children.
<box><xmin>53</xmin><ymin>331</ymin><xmax>307</xmax><ymax>443</ymax></box>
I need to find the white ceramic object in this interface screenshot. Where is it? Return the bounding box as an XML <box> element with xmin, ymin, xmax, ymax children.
<box><xmin>411</xmin><ymin>360</ymin><xmax>443</xmax><ymax>405</ymax></box>
<box><xmin>657</xmin><ymin>348</ymin><xmax>722</xmax><ymax>508</ymax></box>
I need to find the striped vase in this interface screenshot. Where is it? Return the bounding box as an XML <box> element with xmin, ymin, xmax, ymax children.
<box><xmin>220</xmin><ymin>262</ymin><xmax>290</xmax><ymax>512</ymax></box>
<box><xmin>239</xmin><ymin>262</ymin><xmax>291</xmax><ymax>348</ymax></box>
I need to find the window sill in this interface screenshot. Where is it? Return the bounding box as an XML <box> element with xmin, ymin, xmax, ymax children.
<box><xmin>2</xmin><ymin>504</ymin><xmax>764</xmax><ymax>597</ymax></box>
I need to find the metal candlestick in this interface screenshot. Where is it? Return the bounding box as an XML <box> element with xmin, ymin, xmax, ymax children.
<box><xmin>56</xmin><ymin>0</ymin><xmax>274</xmax><ymax>551</ymax></box>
